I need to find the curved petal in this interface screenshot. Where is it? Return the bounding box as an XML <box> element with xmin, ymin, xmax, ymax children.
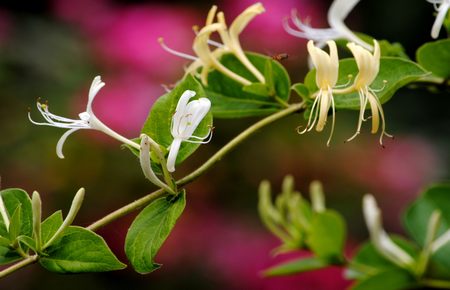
<box><xmin>172</xmin><ymin>90</ymin><xmax>196</xmax><ymax>136</ymax></box>
<box><xmin>229</xmin><ymin>3</ymin><xmax>265</xmax><ymax>40</ymax></box>
<box><xmin>56</xmin><ymin>128</ymin><xmax>82</xmax><ymax>159</ymax></box>
<box><xmin>167</xmin><ymin>138</ymin><xmax>183</xmax><ymax>172</ymax></box>
<box><xmin>87</xmin><ymin>76</ymin><xmax>105</xmax><ymax>112</ymax></box>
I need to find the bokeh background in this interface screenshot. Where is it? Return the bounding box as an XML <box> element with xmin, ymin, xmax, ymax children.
<box><xmin>0</xmin><ymin>0</ymin><xmax>448</xmax><ymax>289</ymax></box>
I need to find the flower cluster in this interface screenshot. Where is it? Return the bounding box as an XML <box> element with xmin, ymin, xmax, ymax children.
<box><xmin>159</xmin><ymin>3</ymin><xmax>266</xmax><ymax>86</ymax></box>
<box><xmin>300</xmin><ymin>39</ymin><xmax>390</xmax><ymax>146</ymax></box>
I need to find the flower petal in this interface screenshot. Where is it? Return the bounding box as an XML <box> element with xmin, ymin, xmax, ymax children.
<box><xmin>56</xmin><ymin>127</ymin><xmax>82</xmax><ymax>159</ymax></box>
<box><xmin>87</xmin><ymin>76</ymin><xmax>105</xmax><ymax>112</ymax></box>
<box><xmin>139</xmin><ymin>135</ymin><xmax>167</xmax><ymax>188</ymax></box>
<box><xmin>167</xmin><ymin>138</ymin><xmax>183</xmax><ymax>172</ymax></box>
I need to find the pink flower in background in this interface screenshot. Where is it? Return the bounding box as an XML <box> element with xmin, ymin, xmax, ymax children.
<box><xmin>221</xmin><ymin>0</ymin><xmax>321</xmax><ymax>58</ymax></box>
<box><xmin>53</xmin><ymin>0</ymin><xmax>199</xmax><ymax>78</ymax></box>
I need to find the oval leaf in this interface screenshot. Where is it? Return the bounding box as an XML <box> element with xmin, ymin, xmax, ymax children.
<box><xmin>141</xmin><ymin>75</ymin><xmax>213</xmax><ymax>168</ymax></box>
<box><xmin>351</xmin><ymin>269</ymin><xmax>416</xmax><ymax>290</ymax></box>
<box><xmin>417</xmin><ymin>39</ymin><xmax>450</xmax><ymax>78</ymax></box>
<box><xmin>125</xmin><ymin>192</ymin><xmax>186</xmax><ymax>274</ymax></box>
<box><xmin>307</xmin><ymin>210</ymin><xmax>346</xmax><ymax>262</ymax></box>
<box><xmin>39</xmin><ymin>226</ymin><xmax>126</xmax><ymax>273</ymax></box>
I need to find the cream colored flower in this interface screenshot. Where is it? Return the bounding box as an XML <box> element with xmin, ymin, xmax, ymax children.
<box><xmin>344</xmin><ymin>40</ymin><xmax>392</xmax><ymax>145</ymax></box>
<box><xmin>299</xmin><ymin>40</ymin><xmax>339</xmax><ymax>146</ymax></box>
<box><xmin>159</xmin><ymin>4</ymin><xmax>265</xmax><ymax>86</ymax></box>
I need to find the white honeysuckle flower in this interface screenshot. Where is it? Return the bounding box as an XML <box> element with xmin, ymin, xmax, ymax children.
<box><xmin>159</xmin><ymin>3</ymin><xmax>265</xmax><ymax>86</ymax></box>
<box><xmin>284</xmin><ymin>0</ymin><xmax>372</xmax><ymax>51</ymax></box>
<box><xmin>427</xmin><ymin>0</ymin><xmax>450</xmax><ymax>38</ymax></box>
<box><xmin>167</xmin><ymin>90</ymin><xmax>212</xmax><ymax>172</ymax></box>
<box><xmin>363</xmin><ymin>194</ymin><xmax>415</xmax><ymax>268</ymax></box>
<box><xmin>299</xmin><ymin>40</ymin><xmax>339</xmax><ymax>146</ymax></box>
<box><xmin>343</xmin><ymin>40</ymin><xmax>392</xmax><ymax>145</ymax></box>
<box><xmin>29</xmin><ymin>76</ymin><xmax>140</xmax><ymax>158</ymax></box>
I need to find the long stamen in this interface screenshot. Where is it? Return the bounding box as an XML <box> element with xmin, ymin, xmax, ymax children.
<box><xmin>297</xmin><ymin>91</ymin><xmax>321</xmax><ymax>134</ymax></box>
<box><xmin>370</xmin><ymin>80</ymin><xmax>388</xmax><ymax>93</ymax></box>
<box><xmin>158</xmin><ymin>37</ymin><xmax>198</xmax><ymax>61</ymax></box>
<box><xmin>346</xmin><ymin>89</ymin><xmax>366</xmax><ymax>142</ymax></box>
<box><xmin>326</xmin><ymin>90</ymin><xmax>336</xmax><ymax>147</ymax></box>
<box><xmin>193</xmin><ymin>25</ymin><xmax>224</xmax><ymax>48</ymax></box>
<box><xmin>334</xmin><ymin>74</ymin><xmax>354</xmax><ymax>89</ymax></box>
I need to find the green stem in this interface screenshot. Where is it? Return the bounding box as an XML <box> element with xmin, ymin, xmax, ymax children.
<box><xmin>87</xmin><ymin>188</ymin><xmax>165</xmax><ymax>232</ymax></box>
<box><xmin>87</xmin><ymin>102</ymin><xmax>305</xmax><ymax>231</ymax></box>
<box><xmin>177</xmin><ymin>102</ymin><xmax>305</xmax><ymax>186</ymax></box>
<box><xmin>0</xmin><ymin>255</ymin><xmax>38</xmax><ymax>278</ymax></box>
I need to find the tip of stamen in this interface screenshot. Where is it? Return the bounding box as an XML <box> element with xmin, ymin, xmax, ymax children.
<box><xmin>192</xmin><ymin>25</ymin><xmax>199</xmax><ymax>33</ymax></box>
<box><xmin>347</xmin><ymin>74</ymin><xmax>353</xmax><ymax>79</ymax></box>
<box><xmin>157</xmin><ymin>37</ymin><xmax>164</xmax><ymax>44</ymax></box>
<box><xmin>383</xmin><ymin>80</ymin><xmax>388</xmax><ymax>84</ymax></box>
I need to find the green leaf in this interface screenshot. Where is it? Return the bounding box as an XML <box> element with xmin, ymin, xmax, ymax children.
<box><xmin>417</xmin><ymin>39</ymin><xmax>450</xmax><ymax>78</ymax></box>
<box><xmin>291</xmin><ymin>83</ymin><xmax>310</xmax><ymax>100</ymax></box>
<box><xmin>41</xmin><ymin>211</ymin><xmax>63</xmax><ymax>245</ymax></box>
<box><xmin>304</xmin><ymin>57</ymin><xmax>427</xmax><ymax>110</ymax></box>
<box><xmin>17</xmin><ymin>235</ymin><xmax>36</xmax><ymax>251</ymax></box>
<box><xmin>263</xmin><ymin>257</ymin><xmax>329</xmax><ymax>277</ymax></box>
<box><xmin>351</xmin><ymin>269</ymin><xmax>416</xmax><ymax>290</ymax></box>
<box><xmin>0</xmin><ymin>189</ymin><xmax>32</xmax><ymax>238</ymax></box>
<box><xmin>307</xmin><ymin>210</ymin><xmax>346</xmax><ymax>262</ymax></box>
<box><xmin>141</xmin><ymin>75</ymin><xmax>213</xmax><ymax>168</ymax></box>
<box><xmin>0</xmin><ymin>189</ymin><xmax>33</xmax><ymax>265</ymax></box>
<box><xmin>39</xmin><ymin>226</ymin><xmax>125</xmax><ymax>273</ymax></box>
<box><xmin>125</xmin><ymin>192</ymin><xmax>186</xmax><ymax>274</ymax></box>
<box><xmin>205</xmin><ymin>52</ymin><xmax>291</xmax><ymax>118</ymax></box>
<box><xmin>404</xmin><ymin>184</ymin><xmax>450</xmax><ymax>279</ymax></box>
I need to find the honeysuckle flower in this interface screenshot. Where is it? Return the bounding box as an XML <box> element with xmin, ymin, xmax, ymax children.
<box><xmin>284</xmin><ymin>0</ymin><xmax>372</xmax><ymax>50</ymax></box>
<box><xmin>29</xmin><ymin>76</ymin><xmax>140</xmax><ymax>158</ymax></box>
<box><xmin>427</xmin><ymin>0</ymin><xmax>450</xmax><ymax>38</ymax></box>
<box><xmin>363</xmin><ymin>194</ymin><xmax>415</xmax><ymax>268</ymax></box>
<box><xmin>343</xmin><ymin>40</ymin><xmax>392</xmax><ymax>145</ymax></box>
<box><xmin>159</xmin><ymin>3</ymin><xmax>265</xmax><ymax>86</ymax></box>
<box><xmin>299</xmin><ymin>40</ymin><xmax>339</xmax><ymax>146</ymax></box>
<box><xmin>167</xmin><ymin>90</ymin><xmax>212</xmax><ymax>172</ymax></box>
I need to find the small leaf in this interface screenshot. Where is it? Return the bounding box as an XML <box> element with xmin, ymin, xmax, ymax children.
<box><xmin>39</xmin><ymin>226</ymin><xmax>125</xmax><ymax>273</ymax></box>
<box><xmin>125</xmin><ymin>192</ymin><xmax>186</xmax><ymax>274</ymax></box>
<box><xmin>141</xmin><ymin>75</ymin><xmax>213</xmax><ymax>168</ymax></box>
<box><xmin>351</xmin><ymin>269</ymin><xmax>416</xmax><ymax>290</ymax></box>
<box><xmin>0</xmin><ymin>246</ymin><xmax>21</xmax><ymax>266</ymax></box>
<box><xmin>417</xmin><ymin>39</ymin><xmax>450</xmax><ymax>78</ymax></box>
<box><xmin>205</xmin><ymin>52</ymin><xmax>291</xmax><ymax>118</ymax></box>
<box><xmin>17</xmin><ymin>235</ymin><xmax>36</xmax><ymax>251</ymax></box>
<box><xmin>263</xmin><ymin>257</ymin><xmax>329</xmax><ymax>277</ymax></box>
<box><xmin>307</xmin><ymin>210</ymin><xmax>346</xmax><ymax>262</ymax></box>
<box><xmin>8</xmin><ymin>206</ymin><xmax>22</xmax><ymax>241</ymax></box>
<box><xmin>291</xmin><ymin>83</ymin><xmax>310</xmax><ymax>101</ymax></box>
<box><xmin>304</xmin><ymin>57</ymin><xmax>427</xmax><ymax>110</ymax></box>
<box><xmin>41</xmin><ymin>211</ymin><xmax>63</xmax><ymax>245</ymax></box>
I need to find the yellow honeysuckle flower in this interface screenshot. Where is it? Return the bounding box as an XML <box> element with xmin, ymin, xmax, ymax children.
<box><xmin>344</xmin><ymin>40</ymin><xmax>392</xmax><ymax>145</ymax></box>
<box><xmin>299</xmin><ymin>40</ymin><xmax>339</xmax><ymax>146</ymax></box>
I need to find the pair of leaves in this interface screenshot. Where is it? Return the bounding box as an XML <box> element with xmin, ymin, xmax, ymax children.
<box><xmin>0</xmin><ymin>189</ymin><xmax>124</xmax><ymax>273</ymax></box>
<box><xmin>293</xmin><ymin>57</ymin><xmax>427</xmax><ymax>113</ymax></box>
